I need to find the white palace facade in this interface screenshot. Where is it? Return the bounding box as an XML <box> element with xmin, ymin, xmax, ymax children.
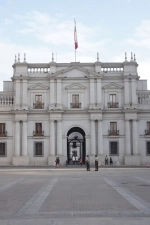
<box><xmin>0</xmin><ymin>53</ymin><xmax>150</xmax><ymax>166</ymax></box>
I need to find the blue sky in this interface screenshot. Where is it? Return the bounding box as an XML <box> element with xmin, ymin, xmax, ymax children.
<box><xmin>0</xmin><ymin>0</ymin><xmax>150</xmax><ymax>90</ymax></box>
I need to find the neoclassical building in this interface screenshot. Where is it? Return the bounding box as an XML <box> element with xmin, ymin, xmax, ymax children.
<box><xmin>0</xmin><ymin>52</ymin><xmax>150</xmax><ymax>166</ymax></box>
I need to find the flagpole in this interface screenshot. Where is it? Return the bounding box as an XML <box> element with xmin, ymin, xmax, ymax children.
<box><xmin>75</xmin><ymin>48</ymin><xmax>76</xmax><ymax>62</ymax></box>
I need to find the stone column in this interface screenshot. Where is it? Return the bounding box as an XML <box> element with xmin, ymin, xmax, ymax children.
<box><xmin>50</xmin><ymin>120</ymin><xmax>55</xmax><ymax>155</ymax></box>
<box><xmin>97</xmin><ymin>79</ymin><xmax>102</xmax><ymax>105</ymax></box>
<box><xmin>15</xmin><ymin>80</ymin><xmax>20</xmax><ymax>106</ymax></box>
<box><xmin>125</xmin><ymin>120</ymin><xmax>131</xmax><ymax>155</ymax></box>
<box><xmin>133</xmin><ymin>120</ymin><xmax>138</xmax><ymax>155</ymax></box>
<box><xmin>15</xmin><ymin>121</ymin><xmax>20</xmax><ymax>156</ymax></box>
<box><xmin>90</xmin><ymin>79</ymin><xmax>94</xmax><ymax>105</ymax></box>
<box><xmin>22</xmin><ymin>80</ymin><xmax>27</xmax><ymax>107</ymax></box>
<box><xmin>98</xmin><ymin>120</ymin><xmax>103</xmax><ymax>155</ymax></box>
<box><xmin>50</xmin><ymin>80</ymin><xmax>54</xmax><ymax>105</ymax></box>
<box><xmin>57</xmin><ymin>79</ymin><xmax>62</xmax><ymax>106</ymax></box>
<box><xmin>124</xmin><ymin>79</ymin><xmax>129</xmax><ymax>105</ymax></box>
<box><xmin>22</xmin><ymin>121</ymin><xmax>27</xmax><ymax>156</ymax></box>
<box><xmin>57</xmin><ymin>120</ymin><xmax>62</xmax><ymax>155</ymax></box>
<box><xmin>131</xmin><ymin>79</ymin><xmax>137</xmax><ymax>105</ymax></box>
<box><xmin>90</xmin><ymin>120</ymin><xmax>96</xmax><ymax>155</ymax></box>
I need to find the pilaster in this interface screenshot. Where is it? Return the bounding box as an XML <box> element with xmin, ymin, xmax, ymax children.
<box><xmin>57</xmin><ymin>120</ymin><xmax>62</xmax><ymax>155</ymax></box>
<box><xmin>89</xmin><ymin>79</ymin><xmax>95</xmax><ymax>108</ymax></box>
<box><xmin>97</xmin><ymin>79</ymin><xmax>102</xmax><ymax>108</ymax></box>
<box><xmin>56</xmin><ymin>79</ymin><xmax>62</xmax><ymax>109</ymax></box>
<box><xmin>49</xmin><ymin>79</ymin><xmax>55</xmax><ymax>109</ymax></box>
<box><xmin>15</xmin><ymin>121</ymin><xmax>20</xmax><ymax>156</ymax></box>
<box><xmin>98</xmin><ymin>120</ymin><xmax>103</xmax><ymax>155</ymax></box>
<box><xmin>125</xmin><ymin>120</ymin><xmax>131</xmax><ymax>155</ymax></box>
<box><xmin>22</xmin><ymin>80</ymin><xmax>28</xmax><ymax>109</ymax></box>
<box><xmin>132</xmin><ymin>120</ymin><xmax>139</xmax><ymax>155</ymax></box>
<box><xmin>90</xmin><ymin>120</ymin><xmax>96</xmax><ymax>155</ymax></box>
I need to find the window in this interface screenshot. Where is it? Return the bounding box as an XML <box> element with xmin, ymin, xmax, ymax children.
<box><xmin>109</xmin><ymin>94</ymin><xmax>116</xmax><ymax>103</ymax></box>
<box><xmin>71</xmin><ymin>94</ymin><xmax>81</xmax><ymax>108</ymax></box>
<box><xmin>35</xmin><ymin>123</ymin><xmax>42</xmax><ymax>136</ymax></box>
<box><xmin>34</xmin><ymin>142</ymin><xmax>44</xmax><ymax>156</ymax></box>
<box><xmin>146</xmin><ymin>141</ymin><xmax>150</xmax><ymax>155</ymax></box>
<box><xmin>108</xmin><ymin>94</ymin><xmax>118</xmax><ymax>108</ymax></box>
<box><xmin>34</xmin><ymin>95</ymin><xmax>43</xmax><ymax>109</ymax></box>
<box><xmin>147</xmin><ymin>122</ymin><xmax>150</xmax><ymax>131</ymax></box>
<box><xmin>0</xmin><ymin>143</ymin><xmax>6</xmax><ymax>157</ymax></box>
<box><xmin>145</xmin><ymin>122</ymin><xmax>150</xmax><ymax>135</ymax></box>
<box><xmin>109</xmin><ymin>141</ymin><xmax>119</xmax><ymax>155</ymax></box>
<box><xmin>110</xmin><ymin>122</ymin><xmax>117</xmax><ymax>131</ymax></box>
<box><xmin>109</xmin><ymin>122</ymin><xmax>118</xmax><ymax>135</ymax></box>
<box><xmin>0</xmin><ymin>123</ymin><xmax>6</xmax><ymax>136</ymax></box>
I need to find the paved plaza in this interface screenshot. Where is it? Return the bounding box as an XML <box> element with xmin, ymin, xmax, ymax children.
<box><xmin>0</xmin><ymin>167</ymin><xmax>150</xmax><ymax>224</ymax></box>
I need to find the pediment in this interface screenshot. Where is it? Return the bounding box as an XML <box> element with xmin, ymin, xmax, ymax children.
<box><xmin>28</xmin><ymin>83</ymin><xmax>49</xmax><ymax>90</ymax></box>
<box><xmin>102</xmin><ymin>82</ymin><xmax>123</xmax><ymax>89</ymax></box>
<box><xmin>50</xmin><ymin>65</ymin><xmax>102</xmax><ymax>78</ymax></box>
<box><xmin>65</xmin><ymin>83</ymin><xmax>86</xmax><ymax>90</ymax></box>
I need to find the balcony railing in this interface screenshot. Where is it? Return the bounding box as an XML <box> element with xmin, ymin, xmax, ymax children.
<box><xmin>108</xmin><ymin>102</ymin><xmax>118</xmax><ymax>108</ymax></box>
<box><xmin>0</xmin><ymin>131</ymin><xmax>7</xmax><ymax>137</ymax></box>
<box><xmin>70</xmin><ymin>103</ymin><xmax>81</xmax><ymax>108</ymax></box>
<box><xmin>33</xmin><ymin>131</ymin><xmax>44</xmax><ymax>136</ymax></box>
<box><xmin>33</xmin><ymin>103</ymin><xmax>44</xmax><ymax>109</ymax></box>
<box><xmin>108</xmin><ymin>130</ymin><xmax>119</xmax><ymax>135</ymax></box>
<box><xmin>145</xmin><ymin>130</ymin><xmax>150</xmax><ymax>135</ymax></box>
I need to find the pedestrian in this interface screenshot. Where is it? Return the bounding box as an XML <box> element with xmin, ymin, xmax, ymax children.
<box><xmin>72</xmin><ymin>156</ymin><xmax>75</xmax><ymax>165</ymax></box>
<box><xmin>95</xmin><ymin>155</ymin><xmax>99</xmax><ymax>171</ymax></box>
<box><xmin>105</xmin><ymin>155</ymin><xmax>108</xmax><ymax>165</ymax></box>
<box><xmin>86</xmin><ymin>155</ymin><xmax>90</xmax><ymax>171</ymax></box>
<box><xmin>76</xmin><ymin>156</ymin><xmax>78</xmax><ymax>165</ymax></box>
<box><xmin>79</xmin><ymin>157</ymin><xmax>82</xmax><ymax>166</ymax></box>
<box><xmin>55</xmin><ymin>157</ymin><xmax>60</xmax><ymax>167</ymax></box>
<box><xmin>110</xmin><ymin>157</ymin><xmax>113</xmax><ymax>166</ymax></box>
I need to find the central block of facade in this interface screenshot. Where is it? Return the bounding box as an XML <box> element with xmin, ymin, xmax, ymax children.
<box><xmin>0</xmin><ymin>55</ymin><xmax>150</xmax><ymax>166</ymax></box>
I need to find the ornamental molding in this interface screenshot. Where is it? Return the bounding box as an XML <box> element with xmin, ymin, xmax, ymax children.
<box><xmin>50</xmin><ymin>65</ymin><xmax>102</xmax><ymax>78</ymax></box>
<box><xmin>65</xmin><ymin>83</ymin><xmax>86</xmax><ymax>90</ymax></box>
<box><xmin>102</xmin><ymin>82</ymin><xmax>123</xmax><ymax>89</ymax></box>
<box><xmin>28</xmin><ymin>83</ymin><xmax>49</xmax><ymax>90</ymax></box>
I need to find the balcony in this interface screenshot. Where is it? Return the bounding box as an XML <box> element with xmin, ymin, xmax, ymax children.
<box><xmin>108</xmin><ymin>130</ymin><xmax>119</xmax><ymax>136</ymax></box>
<box><xmin>33</xmin><ymin>103</ymin><xmax>44</xmax><ymax>109</ymax></box>
<box><xmin>70</xmin><ymin>103</ymin><xmax>81</xmax><ymax>108</ymax></box>
<box><xmin>145</xmin><ymin>130</ymin><xmax>150</xmax><ymax>135</ymax></box>
<box><xmin>0</xmin><ymin>131</ymin><xmax>7</xmax><ymax>137</ymax></box>
<box><xmin>33</xmin><ymin>131</ymin><xmax>44</xmax><ymax>136</ymax></box>
<box><xmin>108</xmin><ymin>102</ymin><xmax>118</xmax><ymax>108</ymax></box>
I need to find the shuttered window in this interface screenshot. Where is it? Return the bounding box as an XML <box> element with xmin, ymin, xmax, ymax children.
<box><xmin>34</xmin><ymin>142</ymin><xmax>44</xmax><ymax>157</ymax></box>
<box><xmin>109</xmin><ymin>141</ymin><xmax>119</xmax><ymax>155</ymax></box>
<box><xmin>146</xmin><ymin>141</ymin><xmax>150</xmax><ymax>155</ymax></box>
<box><xmin>0</xmin><ymin>143</ymin><xmax>6</xmax><ymax>157</ymax></box>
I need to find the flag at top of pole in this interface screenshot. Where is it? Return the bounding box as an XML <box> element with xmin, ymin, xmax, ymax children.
<box><xmin>74</xmin><ymin>19</ymin><xmax>78</xmax><ymax>49</ymax></box>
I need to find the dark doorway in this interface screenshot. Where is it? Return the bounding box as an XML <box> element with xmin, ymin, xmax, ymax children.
<box><xmin>67</xmin><ymin>127</ymin><xmax>86</xmax><ymax>165</ymax></box>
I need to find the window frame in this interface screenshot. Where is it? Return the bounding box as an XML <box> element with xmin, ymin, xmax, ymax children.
<box><xmin>0</xmin><ymin>142</ymin><xmax>7</xmax><ymax>157</ymax></box>
<box><xmin>146</xmin><ymin>141</ymin><xmax>150</xmax><ymax>156</ymax></box>
<box><xmin>109</xmin><ymin>141</ymin><xmax>119</xmax><ymax>156</ymax></box>
<box><xmin>34</xmin><ymin>141</ymin><xmax>44</xmax><ymax>157</ymax></box>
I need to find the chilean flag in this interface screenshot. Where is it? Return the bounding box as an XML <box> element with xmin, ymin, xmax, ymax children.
<box><xmin>74</xmin><ymin>19</ymin><xmax>78</xmax><ymax>49</ymax></box>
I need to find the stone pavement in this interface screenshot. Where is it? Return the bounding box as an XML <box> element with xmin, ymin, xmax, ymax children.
<box><xmin>0</xmin><ymin>167</ymin><xmax>150</xmax><ymax>224</ymax></box>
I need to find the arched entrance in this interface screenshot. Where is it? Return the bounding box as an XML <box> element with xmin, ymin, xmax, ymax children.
<box><xmin>67</xmin><ymin>127</ymin><xmax>86</xmax><ymax>165</ymax></box>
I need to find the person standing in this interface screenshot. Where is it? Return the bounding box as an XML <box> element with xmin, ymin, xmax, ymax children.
<box><xmin>86</xmin><ymin>155</ymin><xmax>90</xmax><ymax>171</ymax></box>
<box><xmin>105</xmin><ymin>155</ymin><xmax>108</xmax><ymax>165</ymax></box>
<box><xmin>79</xmin><ymin>157</ymin><xmax>82</xmax><ymax>166</ymax></box>
<box><xmin>110</xmin><ymin>157</ymin><xmax>113</xmax><ymax>166</ymax></box>
<box><xmin>72</xmin><ymin>156</ymin><xmax>75</xmax><ymax>165</ymax></box>
<box><xmin>55</xmin><ymin>157</ymin><xmax>60</xmax><ymax>167</ymax></box>
<box><xmin>95</xmin><ymin>155</ymin><xmax>99</xmax><ymax>171</ymax></box>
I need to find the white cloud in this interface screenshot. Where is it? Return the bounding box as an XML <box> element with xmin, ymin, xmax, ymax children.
<box><xmin>14</xmin><ymin>11</ymin><xmax>108</xmax><ymax>51</ymax></box>
<box><xmin>4</xmin><ymin>18</ymin><xmax>13</xmax><ymax>25</ymax></box>
<box><xmin>125</xmin><ymin>20</ymin><xmax>150</xmax><ymax>48</ymax></box>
